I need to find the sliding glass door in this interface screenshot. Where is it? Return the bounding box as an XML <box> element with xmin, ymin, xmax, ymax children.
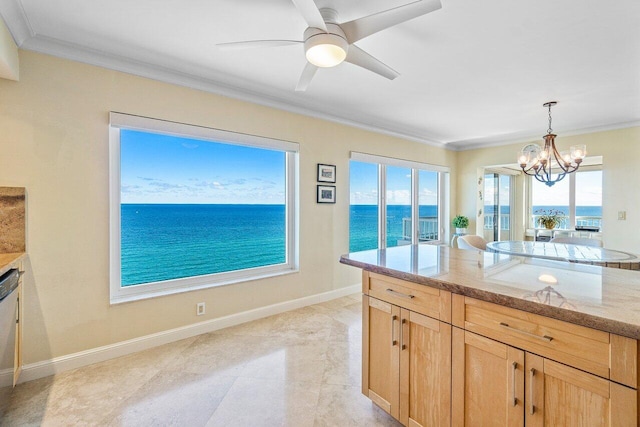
<box><xmin>483</xmin><ymin>172</ymin><xmax>513</xmax><ymax>242</ymax></box>
<box><xmin>349</xmin><ymin>153</ymin><xmax>449</xmax><ymax>251</ymax></box>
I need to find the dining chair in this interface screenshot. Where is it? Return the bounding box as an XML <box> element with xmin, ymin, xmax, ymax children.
<box><xmin>549</xmin><ymin>236</ymin><xmax>603</xmax><ymax>247</ymax></box>
<box><xmin>457</xmin><ymin>235</ymin><xmax>487</xmax><ymax>250</ymax></box>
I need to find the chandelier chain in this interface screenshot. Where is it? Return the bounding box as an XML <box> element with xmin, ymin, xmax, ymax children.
<box><xmin>547</xmin><ymin>103</ymin><xmax>553</xmax><ymax>134</ymax></box>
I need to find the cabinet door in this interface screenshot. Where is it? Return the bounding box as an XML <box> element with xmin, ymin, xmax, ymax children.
<box><xmin>362</xmin><ymin>295</ymin><xmax>400</xmax><ymax>419</ymax></box>
<box><xmin>399</xmin><ymin>309</ymin><xmax>451</xmax><ymax>427</ymax></box>
<box><xmin>452</xmin><ymin>329</ymin><xmax>525</xmax><ymax>426</ymax></box>
<box><xmin>526</xmin><ymin>353</ymin><xmax>637</xmax><ymax>426</ymax></box>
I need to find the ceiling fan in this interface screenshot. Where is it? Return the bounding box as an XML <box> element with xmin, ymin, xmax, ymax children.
<box><xmin>217</xmin><ymin>0</ymin><xmax>442</xmax><ymax>91</ymax></box>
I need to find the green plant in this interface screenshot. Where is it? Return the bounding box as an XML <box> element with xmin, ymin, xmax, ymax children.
<box><xmin>536</xmin><ymin>209</ymin><xmax>565</xmax><ymax>229</ymax></box>
<box><xmin>452</xmin><ymin>215</ymin><xmax>469</xmax><ymax>228</ymax></box>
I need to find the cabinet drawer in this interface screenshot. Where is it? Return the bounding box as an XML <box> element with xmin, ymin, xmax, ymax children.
<box><xmin>454</xmin><ymin>296</ymin><xmax>612</xmax><ymax>379</ymax></box>
<box><xmin>364</xmin><ymin>271</ymin><xmax>451</xmax><ymax>322</ymax></box>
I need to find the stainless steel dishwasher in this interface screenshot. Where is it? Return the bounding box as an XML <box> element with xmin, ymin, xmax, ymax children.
<box><xmin>0</xmin><ymin>269</ymin><xmax>20</xmax><ymax>384</ymax></box>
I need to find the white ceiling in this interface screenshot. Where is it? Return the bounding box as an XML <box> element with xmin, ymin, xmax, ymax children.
<box><xmin>2</xmin><ymin>0</ymin><xmax>639</xmax><ymax>150</ymax></box>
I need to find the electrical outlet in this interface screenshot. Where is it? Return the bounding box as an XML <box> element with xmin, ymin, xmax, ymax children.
<box><xmin>618</xmin><ymin>211</ymin><xmax>626</xmax><ymax>220</ymax></box>
<box><xmin>196</xmin><ymin>302</ymin><xmax>205</xmax><ymax>316</ymax></box>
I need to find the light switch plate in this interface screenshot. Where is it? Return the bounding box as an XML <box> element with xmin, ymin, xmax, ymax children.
<box><xmin>618</xmin><ymin>211</ymin><xmax>626</xmax><ymax>220</ymax></box>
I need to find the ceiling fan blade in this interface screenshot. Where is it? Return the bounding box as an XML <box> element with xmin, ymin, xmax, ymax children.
<box><xmin>295</xmin><ymin>62</ymin><xmax>318</xmax><ymax>91</ymax></box>
<box><xmin>291</xmin><ymin>0</ymin><xmax>327</xmax><ymax>32</ymax></box>
<box><xmin>341</xmin><ymin>0</ymin><xmax>442</xmax><ymax>43</ymax></box>
<box><xmin>217</xmin><ymin>40</ymin><xmax>302</xmax><ymax>51</ymax></box>
<box><xmin>344</xmin><ymin>45</ymin><xmax>399</xmax><ymax>80</ymax></box>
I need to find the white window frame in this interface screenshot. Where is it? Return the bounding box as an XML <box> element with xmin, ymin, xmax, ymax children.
<box><xmin>350</xmin><ymin>152</ymin><xmax>450</xmax><ymax>248</ymax></box>
<box><xmin>109</xmin><ymin>112</ymin><xmax>299</xmax><ymax>304</ymax></box>
<box><xmin>527</xmin><ymin>164</ymin><xmax>603</xmax><ymax>229</ymax></box>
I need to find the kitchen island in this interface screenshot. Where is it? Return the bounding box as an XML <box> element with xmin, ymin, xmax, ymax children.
<box><xmin>340</xmin><ymin>244</ymin><xmax>640</xmax><ymax>426</ymax></box>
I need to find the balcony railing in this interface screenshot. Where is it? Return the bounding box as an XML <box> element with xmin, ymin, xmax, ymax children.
<box><xmin>483</xmin><ymin>214</ymin><xmax>602</xmax><ymax>230</ymax></box>
<box><xmin>530</xmin><ymin>215</ymin><xmax>602</xmax><ymax>230</ymax></box>
<box><xmin>484</xmin><ymin>214</ymin><xmax>511</xmax><ymax>230</ymax></box>
<box><xmin>402</xmin><ymin>217</ymin><xmax>439</xmax><ymax>241</ymax></box>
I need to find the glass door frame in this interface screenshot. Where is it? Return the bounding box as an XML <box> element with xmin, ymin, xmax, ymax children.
<box><xmin>484</xmin><ymin>169</ymin><xmax>516</xmax><ymax>242</ymax></box>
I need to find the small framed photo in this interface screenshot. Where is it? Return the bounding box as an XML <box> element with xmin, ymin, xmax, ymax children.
<box><xmin>317</xmin><ymin>185</ymin><xmax>336</xmax><ymax>204</ymax></box>
<box><xmin>317</xmin><ymin>164</ymin><xmax>336</xmax><ymax>183</ymax></box>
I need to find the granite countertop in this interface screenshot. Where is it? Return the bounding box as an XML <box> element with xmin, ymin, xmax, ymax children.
<box><xmin>340</xmin><ymin>244</ymin><xmax>640</xmax><ymax>339</ymax></box>
<box><xmin>0</xmin><ymin>252</ymin><xmax>26</xmax><ymax>276</ymax></box>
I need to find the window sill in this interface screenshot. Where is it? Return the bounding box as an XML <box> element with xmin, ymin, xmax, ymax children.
<box><xmin>110</xmin><ymin>266</ymin><xmax>299</xmax><ymax>305</ymax></box>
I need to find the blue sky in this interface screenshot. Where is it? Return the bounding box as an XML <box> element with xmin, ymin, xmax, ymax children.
<box><xmin>120</xmin><ymin>130</ymin><xmax>285</xmax><ymax>204</ymax></box>
<box><xmin>349</xmin><ymin>161</ymin><xmax>439</xmax><ymax>205</ymax></box>
<box><xmin>531</xmin><ymin>170</ymin><xmax>602</xmax><ymax>206</ymax></box>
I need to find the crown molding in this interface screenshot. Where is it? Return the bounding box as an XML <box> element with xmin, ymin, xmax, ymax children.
<box><xmin>446</xmin><ymin>119</ymin><xmax>640</xmax><ymax>152</ymax></box>
<box><xmin>0</xmin><ymin>0</ymin><xmax>33</xmax><ymax>45</ymax></box>
<box><xmin>14</xmin><ymin>28</ymin><xmax>447</xmax><ymax>149</ymax></box>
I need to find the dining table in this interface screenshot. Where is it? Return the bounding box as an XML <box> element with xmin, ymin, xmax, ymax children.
<box><xmin>486</xmin><ymin>240</ymin><xmax>640</xmax><ymax>270</ymax></box>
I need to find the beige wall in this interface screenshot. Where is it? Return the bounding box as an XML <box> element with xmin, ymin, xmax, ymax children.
<box><xmin>457</xmin><ymin>127</ymin><xmax>640</xmax><ymax>253</ymax></box>
<box><xmin>0</xmin><ymin>51</ymin><xmax>456</xmax><ymax>364</ymax></box>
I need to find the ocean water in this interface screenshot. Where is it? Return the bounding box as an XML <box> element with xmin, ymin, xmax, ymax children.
<box><xmin>350</xmin><ymin>204</ymin><xmax>603</xmax><ymax>253</ymax></box>
<box><xmin>122</xmin><ymin>203</ymin><xmax>602</xmax><ymax>285</ymax></box>
<box><xmin>121</xmin><ymin>204</ymin><xmax>285</xmax><ymax>286</ymax></box>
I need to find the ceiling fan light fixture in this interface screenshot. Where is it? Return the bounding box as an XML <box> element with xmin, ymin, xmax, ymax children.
<box><xmin>304</xmin><ymin>33</ymin><xmax>348</xmax><ymax>68</ymax></box>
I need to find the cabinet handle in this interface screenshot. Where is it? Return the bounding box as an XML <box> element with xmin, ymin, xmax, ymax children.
<box><xmin>529</xmin><ymin>368</ymin><xmax>536</xmax><ymax>415</ymax></box>
<box><xmin>391</xmin><ymin>315</ymin><xmax>398</xmax><ymax>346</ymax></box>
<box><xmin>499</xmin><ymin>322</ymin><xmax>553</xmax><ymax>342</ymax></box>
<box><xmin>401</xmin><ymin>318</ymin><xmax>407</xmax><ymax>350</ymax></box>
<box><xmin>385</xmin><ymin>288</ymin><xmax>415</xmax><ymax>299</ymax></box>
<box><xmin>512</xmin><ymin>361</ymin><xmax>517</xmax><ymax>407</ymax></box>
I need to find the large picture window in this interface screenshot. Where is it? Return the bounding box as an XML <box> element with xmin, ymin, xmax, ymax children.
<box><xmin>109</xmin><ymin>113</ymin><xmax>299</xmax><ymax>303</ymax></box>
<box><xmin>349</xmin><ymin>152</ymin><xmax>448</xmax><ymax>252</ymax></box>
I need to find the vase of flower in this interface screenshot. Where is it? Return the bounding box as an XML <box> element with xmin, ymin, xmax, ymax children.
<box><xmin>536</xmin><ymin>209</ymin><xmax>564</xmax><ymax>230</ymax></box>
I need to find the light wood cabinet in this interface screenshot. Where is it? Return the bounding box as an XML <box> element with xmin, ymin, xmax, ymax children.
<box><xmin>362</xmin><ymin>272</ymin><xmax>639</xmax><ymax>426</ymax></box>
<box><xmin>452</xmin><ymin>328</ymin><xmax>524</xmax><ymax>426</ymax></box>
<box><xmin>452</xmin><ymin>295</ymin><xmax>638</xmax><ymax>427</ymax></box>
<box><xmin>452</xmin><ymin>329</ymin><xmax>637</xmax><ymax>426</ymax></box>
<box><xmin>526</xmin><ymin>353</ymin><xmax>637</xmax><ymax>426</ymax></box>
<box><xmin>399</xmin><ymin>308</ymin><xmax>451</xmax><ymax>427</ymax></box>
<box><xmin>363</xmin><ymin>295</ymin><xmax>400</xmax><ymax>417</ymax></box>
<box><xmin>363</xmin><ymin>295</ymin><xmax>451</xmax><ymax>427</ymax></box>
<box><xmin>362</xmin><ymin>271</ymin><xmax>452</xmax><ymax>427</ymax></box>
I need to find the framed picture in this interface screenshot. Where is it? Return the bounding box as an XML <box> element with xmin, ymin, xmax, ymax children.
<box><xmin>317</xmin><ymin>185</ymin><xmax>336</xmax><ymax>204</ymax></box>
<box><xmin>317</xmin><ymin>163</ymin><xmax>336</xmax><ymax>183</ymax></box>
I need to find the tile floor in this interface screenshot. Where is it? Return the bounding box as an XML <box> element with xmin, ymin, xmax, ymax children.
<box><xmin>0</xmin><ymin>294</ymin><xmax>402</xmax><ymax>426</ymax></box>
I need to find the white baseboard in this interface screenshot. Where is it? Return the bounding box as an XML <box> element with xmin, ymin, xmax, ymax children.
<box><xmin>1</xmin><ymin>284</ymin><xmax>360</xmax><ymax>387</ymax></box>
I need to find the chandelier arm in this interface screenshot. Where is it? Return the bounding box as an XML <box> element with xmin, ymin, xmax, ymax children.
<box><xmin>549</xmin><ymin>140</ymin><xmax>571</xmax><ymax>174</ymax></box>
<box><xmin>521</xmin><ymin>163</ymin><xmax>541</xmax><ymax>174</ymax></box>
<box><xmin>533</xmin><ymin>174</ymin><xmax>547</xmax><ymax>184</ymax></box>
<box><xmin>522</xmin><ymin>168</ymin><xmax>541</xmax><ymax>177</ymax></box>
<box><xmin>538</xmin><ymin>159</ymin><xmax>550</xmax><ymax>181</ymax></box>
<box><xmin>551</xmin><ymin>172</ymin><xmax>568</xmax><ymax>185</ymax></box>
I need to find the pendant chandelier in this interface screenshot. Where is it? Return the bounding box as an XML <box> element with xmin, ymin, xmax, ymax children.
<box><xmin>518</xmin><ymin>101</ymin><xmax>586</xmax><ymax>187</ymax></box>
